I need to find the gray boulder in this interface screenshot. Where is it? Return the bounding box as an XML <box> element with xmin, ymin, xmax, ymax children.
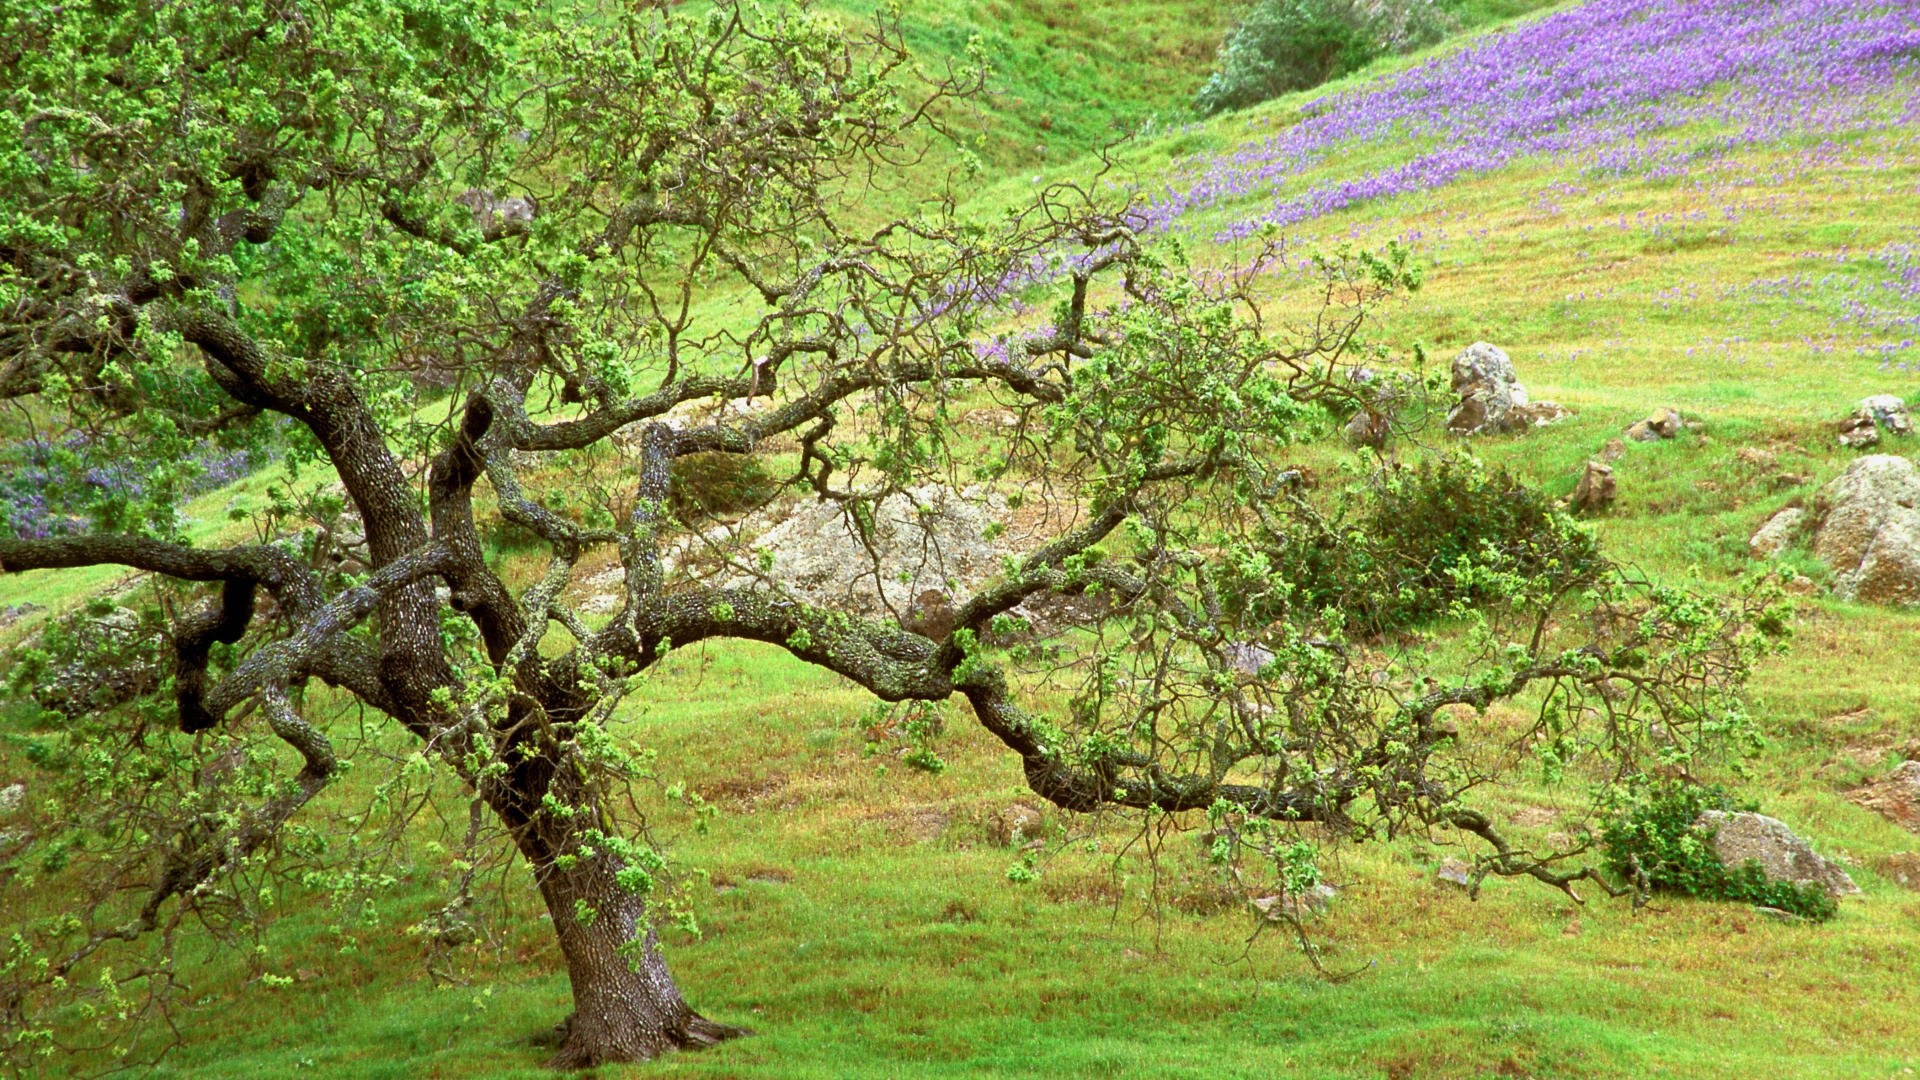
<box><xmin>1221</xmin><ymin>641</ymin><xmax>1276</xmax><ymax>678</ymax></box>
<box><xmin>1808</xmin><ymin>455</ymin><xmax>1920</xmax><ymax>605</ymax></box>
<box><xmin>1344</xmin><ymin>407</ymin><xmax>1392</xmax><ymax>448</ymax></box>
<box><xmin>1696</xmin><ymin>810</ymin><xmax>1859</xmax><ymax>897</ymax></box>
<box><xmin>1446</xmin><ymin>343</ymin><xmax>1566</xmax><ymax>436</ymax></box>
<box><xmin>1859</xmin><ymin>395</ymin><xmax>1913</xmax><ymax>435</ymax></box>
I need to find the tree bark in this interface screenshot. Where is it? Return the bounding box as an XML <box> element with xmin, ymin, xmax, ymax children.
<box><xmin>529</xmin><ymin>832</ymin><xmax>746</xmax><ymax>1068</ymax></box>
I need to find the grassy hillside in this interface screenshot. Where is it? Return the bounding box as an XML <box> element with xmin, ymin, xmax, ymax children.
<box><xmin>6</xmin><ymin>1</ymin><xmax>1920</xmax><ymax>1077</ymax></box>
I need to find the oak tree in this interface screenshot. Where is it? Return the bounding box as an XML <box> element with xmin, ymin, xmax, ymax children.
<box><xmin>0</xmin><ymin>0</ymin><xmax>1778</xmax><ymax>1068</ymax></box>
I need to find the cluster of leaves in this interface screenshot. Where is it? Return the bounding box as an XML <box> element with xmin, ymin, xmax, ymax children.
<box><xmin>1220</xmin><ymin>453</ymin><xmax>1604</xmax><ymax>633</ymax></box>
<box><xmin>1195</xmin><ymin>0</ymin><xmax>1455</xmax><ymax>115</ymax></box>
<box><xmin>1600</xmin><ymin>785</ymin><xmax>1838</xmax><ymax>922</ymax></box>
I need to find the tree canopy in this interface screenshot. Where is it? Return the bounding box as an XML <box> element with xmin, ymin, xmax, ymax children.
<box><xmin>0</xmin><ymin>0</ymin><xmax>1782</xmax><ymax>1069</ymax></box>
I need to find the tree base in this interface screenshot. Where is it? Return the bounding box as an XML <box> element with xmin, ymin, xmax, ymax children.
<box><xmin>544</xmin><ymin>1009</ymin><xmax>751</xmax><ymax>1070</ymax></box>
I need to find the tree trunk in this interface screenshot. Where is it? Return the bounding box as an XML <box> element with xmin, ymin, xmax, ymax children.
<box><xmin>533</xmin><ymin>849</ymin><xmax>747</xmax><ymax>1069</ymax></box>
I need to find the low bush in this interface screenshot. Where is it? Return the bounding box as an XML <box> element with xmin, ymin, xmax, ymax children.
<box><xmin>1227</xmin><ymin>454</ymin><xmax>1605</xmax><ymax>633</ymax></box>
<box><xmin>669</xmin><ymin>452</ymin><xmax>782</xmax><ymax>520</ymax></box>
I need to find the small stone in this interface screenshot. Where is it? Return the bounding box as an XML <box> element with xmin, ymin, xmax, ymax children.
<box><xmin>1509</xmin><ymin>400</ymin><xmax>1571</xmax><ymax>427</ymax></box>
<box><xmin>1436</xmin><ymin>856</ymin><xmax>1474</xmax><ymax>888</ymax></box>
<box><xmin>0</xmin><ymin>783</ymin><xmax>22</xmax><ymax>815</ymax></box>
<box><xmin>1598</xmin><ymin>438</ymin><xmax>1627</xmax><ymax>463</ymax></box>
<box><xmin>1568</xmin><ymin>460</ymin><xmax>1616</xmax><ymax>514</ymax></box>
<box><xmin>1748</xmin><ymin>507</ymin><xmax>1805</xmax><ymax>558</ymax></box>
<box><xmin>1626</xmin><ymin>407</ymin><xmax>1685</xmax><ymax>441</ymax></box>
<box><xmin>1838</xmin><ymin>413</ymin><xmax>1882</xmax><ymax>449</ymax></box>
<box><xmin>989</xmin><ymin>803</ymin><xmax>1044</xmax><ymax>848</ymax></box>
<box><xmin>1252</xmin><ymin>883</ymin><xmax>1338</xmax><ymax>920</ymax></box>
<box><xmin>1736</xmin><ymin>447</ymin><xmax>1778</xmax><ymax>468</ymax></box>
<box><xmin>0</xmin><ymin>602</ymin><xmax>43</xmax><ymax>629</ymax></box>
<box><xmin>1344</xmin><ymin>408</ymin><xmax>1392</xmax><ymax>448</ymax></box>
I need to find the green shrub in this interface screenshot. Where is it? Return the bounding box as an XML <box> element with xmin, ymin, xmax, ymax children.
<box><xmin>1230</xmin><ymin>454</ymin><xmax>1605</xmax><ymax>632</ymax></box>
<box><xmin>1195</xmin><ymin>0</ymin><xmax>1454</xmax><ymax>115</ymax></box>
<box><xmin>1600</xmin><ymin>785</ymin><xmax>1839</xmax><ymax>922</ymax></box>
<box><xmin>669</xmin><ymin>452</ymin><xmax>782</xmax><ymax>520</ymax></box>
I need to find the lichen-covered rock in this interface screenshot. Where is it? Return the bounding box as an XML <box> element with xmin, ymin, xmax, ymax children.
<box><xmin>1876</xmin><ymin>851</ymin><xmax>1920</xmax><ymax>891</ymax></box>
<box><xmin>584</xmin><ymin>483</ymin><xmax>1026</xmax><ymax>621</ymax></box>
<box><xmin>1344</xmin><ymin>407</ymin><xmax>1392</xmax><ymax>448</ymax></box>
<box><xmin>1446</xmin><ymin>342</ymin><xmax>1566</xmax><ymax>435</ymax></box>
<box><xmin>743</xmin><ymin>484</ymin><xmax>1014</xmax><ymax>619</ymax></box>
<box><xmin>1695</xmin><ymin>810</ymin><xmax>1859</xmax><ymax>897</ymax></box>
<box><xmin>1221</xmin><ymin>641</ymin><xmax>1275</xmax><ymax>678</ymax></box>
<box><xmin>1748</xmin><ymin>506</ymin><xmax>1805</xmax><ymax>558</ymax></box>
<box><xmin>454</xmin><ymin>188</ymin><xmax>536</xmax><ymax>239</ymax></box>
<box><xmin>1625</xmin><ymin>407</ymin><xmax>1686</xmax><ymax>442</ymax></box>
<box><xmin>1809</xmin><ymin>455</ymin><xmax>1920</xmax><ymax>605</ymax></box>
<box><xmin>1858</xmin><ymin>394</ymin><xmax>1913</xmax><ymax>435</ymax></box>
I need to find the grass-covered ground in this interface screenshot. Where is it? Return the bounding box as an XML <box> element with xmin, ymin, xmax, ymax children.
<box><xmin>6</xmin><ymin>1</ymin><xmax>1920</xmax><ymax>1076</ymax></box>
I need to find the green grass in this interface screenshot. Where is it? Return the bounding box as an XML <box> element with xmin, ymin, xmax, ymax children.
<box><xmin>8</xmin><ymin>1</ymin><xmax>1920</xmax><ymax>1076</ymax></box>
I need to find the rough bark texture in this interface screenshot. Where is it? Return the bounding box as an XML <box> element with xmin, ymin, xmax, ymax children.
<box><xmin>535</xmin><ymin>857</ymin><xmax>747</xmax><ymax>1067</ymax></box>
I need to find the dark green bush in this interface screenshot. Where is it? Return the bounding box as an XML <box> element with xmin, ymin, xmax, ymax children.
<box><xmin>1228</xmin><ymin>454</ymin><xmax>1605</xmax><ymax>632</ymax></box>
<box><xmin>1195</xmin><ymin>0</ymin><xmax>1454</xmax><ymax>115</ymax></box>
<box><xmin>1600</xmin><ymin>785</ymin><xmax>1839</xmax><ymax>922</ymax></box>
<box><xmin>669</xmin><ymin>451</ymin><xmax>782</xmax><ymax>519</ymax></box>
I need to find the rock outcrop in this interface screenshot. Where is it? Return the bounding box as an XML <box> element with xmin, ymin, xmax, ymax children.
<box><xmin>1849</xmin><ymin>760</ymin><xmax>1920</xmax><ymax>832</ymax></box>
<box><xmin>1445</xmin><ymin>343</ymin><xmax>1568</xmax><ymax>435</ymax></box>
<box><xmin>1696</xmin><ymin>810</ymin><xmax>1859</xmax><ymax>897</ymax></box>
